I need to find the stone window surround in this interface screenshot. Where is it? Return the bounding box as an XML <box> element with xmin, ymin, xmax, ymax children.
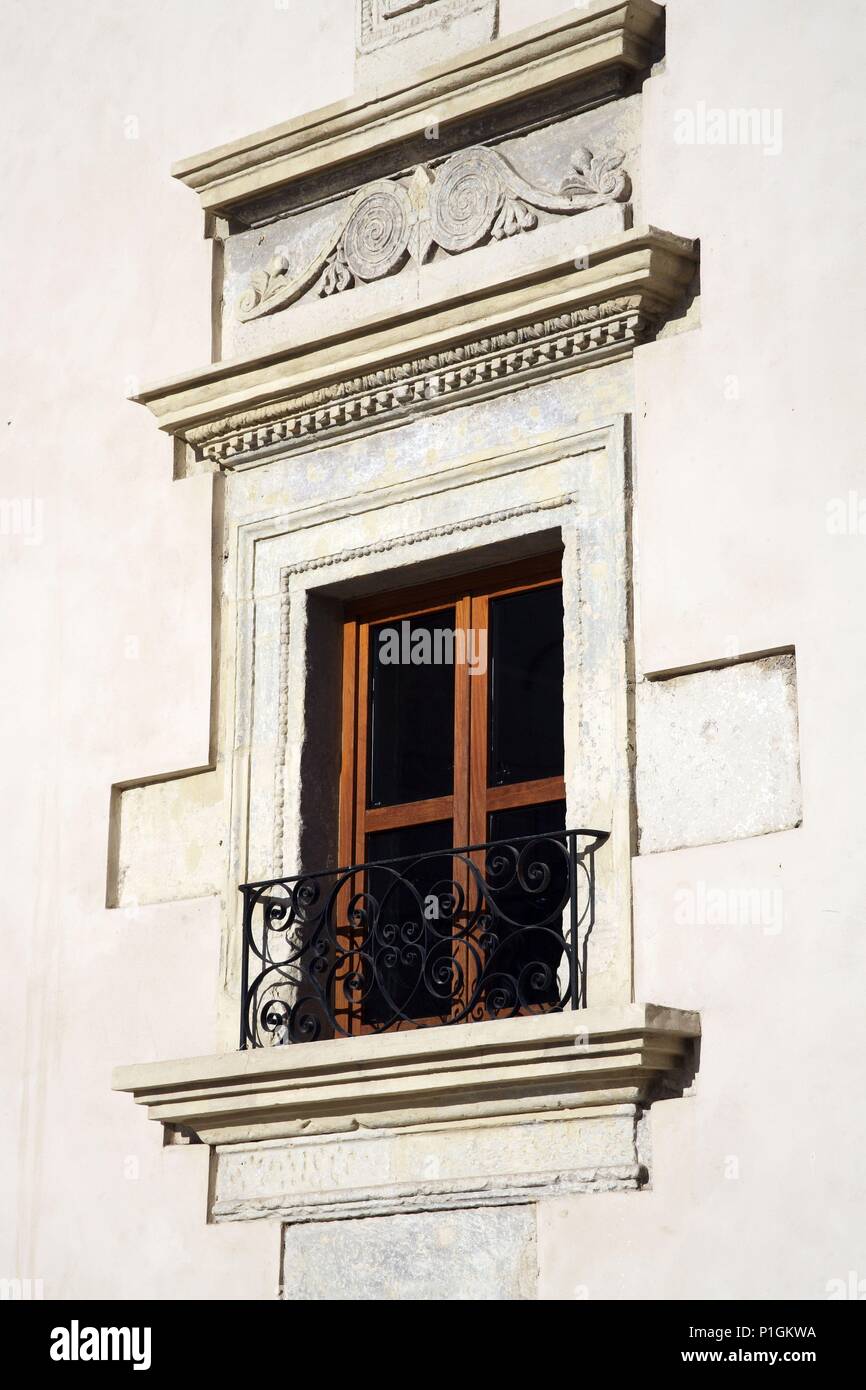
<box><xmin>112</xmin><ymin>3</ymin><xmax>702</xmax><ymax>1225</ymax></box>
<box><xmin>221</xmin><ymin>419</ymin><xmax>637</xmax><ymax>1050</ymax></box>
<box><xmin>114</xmin><ymin>416</ymin><xmax>702</xmax><ymax>1220</ymax></box>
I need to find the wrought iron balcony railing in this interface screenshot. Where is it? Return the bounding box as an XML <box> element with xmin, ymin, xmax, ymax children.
<box><xmin>239</xmin><ymin>829</ymin><xmax>609</xmax><ymax>1048</ymax></box>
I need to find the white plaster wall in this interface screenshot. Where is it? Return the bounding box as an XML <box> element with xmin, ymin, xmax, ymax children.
<box><xmin>539</xmin><ymin>0</ymin><xmax>866</xmax><ymax>1299</ymax></box>
<box><xmin>3</xmin><ymin>0</ymin><xmax>864</xmax><ymax>1303</ymax></box>
<box><xmin>0</xmin><ymin>0</ymin><xmax>354</xmax><ymax>1302</ymax></box>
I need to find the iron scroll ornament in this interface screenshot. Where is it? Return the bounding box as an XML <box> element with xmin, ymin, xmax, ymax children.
<box><xmin>236</xmin><ymin>145</ymin><xmax>630</xmax><ymax>322</ymax></box>
<box><xmin>239</xmin><ymin>828</ymin><xmax>609</xmax><ymax>1048</ymax></box>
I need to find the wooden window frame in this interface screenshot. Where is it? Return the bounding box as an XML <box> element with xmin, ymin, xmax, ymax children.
<box><xmin>336</xmin><ymin>551</ymin><xmax>565</xmax><ymax>1034</ymax></box>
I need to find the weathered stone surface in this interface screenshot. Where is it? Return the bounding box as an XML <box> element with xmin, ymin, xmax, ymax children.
<box><xmin>219</xmin><ymin>89</ymin><xmax>642</xmax><ymax>362</ymax></box>
<box><xmin>171</xmin><ymin>4</ymin><xmax>664</xmax><ymax>213</ymax></box>
<box><xmin>109</xmin><ymin>770</ymin><xmax>224</xmax><ymax>908</ymax></box>
<box><xmin>356</xmin><ymin>1</ymin><xmax>500</xmax><ymax>91</ymax></box>
<box><xmin>144</xmin><ymin>225</ymin><xmax>697</xmax><ymax>468</ymax></box>
<box><xmin>213</xmin><ymin>1105</ymin><xmax>644</xmax><ymax>1223</ymax></box>
<box><xmin>281</xmin><ymin>1204</ymin><xmax>536</xmax><ymax>1300</ymax></box>
<box><xmin>114</xmin><ymin>1004</ymin><xmax>699</xmax><ymax>1148</ymax></box>
<box><xmin>225</xmin><ymin>132</ymin><xmax>635</xmax><ymax>358</ymax></box>
<box><xmin>636</xmin><ymin>654</ymin><xmax>802</xmax><ymax>853</ymax></box>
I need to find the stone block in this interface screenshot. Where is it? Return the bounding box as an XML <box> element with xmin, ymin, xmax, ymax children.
<box><xmin>356</xmin><ymin>0</ymin><xmax>499</xmax><ymax>90</ymax></box>
<box><xmin>281</xmin><ymin>1204</ymin><xmax>536</xmax><ymax>1300</ymax></box>
<box><xmin>109</xmin><ymin>771</ymin><xmax>224</xmax><ymax>907</ymax></box>
<box><xmin>213</xmin><ymin>1105</ymin><xmax>644</xmax><ymax>1223</ymax></box>
<box><xmin>636</xmin><ymin>654</ymin><xmax>802</xmax><ymax>853</ymax></box>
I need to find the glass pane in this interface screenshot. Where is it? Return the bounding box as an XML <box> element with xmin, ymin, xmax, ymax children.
<box><xmin>362</xmin><ymin>821</ymin><xmax>456</xmax><ymax>1024</ymax></box>
<box><xmin>488</xmin><ymin>801</ymin><xmax>567</xmax><ymax>843</ymax></box>
<box><xmin>483</xmin><ymin>801</ymin><xmax>568</xmax><ymax>1010</ymax></box>
<box><xmin>488</xmin><ymin>585</ymin><xmax>564</xmax><ymax>787</ymax></box>
<box><xmin>368</xmin><ymin>608</ymin><xmax>455</xmax><ymax>808</ymax></box>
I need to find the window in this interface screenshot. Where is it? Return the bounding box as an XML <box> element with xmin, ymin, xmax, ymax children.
<box><xmin>336</xmin><ymin>553</ymin><xmax>566</xmax><ymax>1034</ymax></box>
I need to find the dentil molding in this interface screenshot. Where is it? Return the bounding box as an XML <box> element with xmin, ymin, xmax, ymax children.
<box><xmin>134</xmin><ymin>227</ymin><xmax>696</xmax><ymax>470</ymax></box>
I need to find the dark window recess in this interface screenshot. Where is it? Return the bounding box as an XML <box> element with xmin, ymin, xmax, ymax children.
<box><xmin>483</xmin><ymin>800</ymin><xmax>568</xmax><ymax>1008</ymax></box>
<box><xmin>488</xmin><ymin>800</ymin><xmax>567</xmax><ymax>844</ymax></box>
<box><xmin>363</xmin><ymin>820</ymin><xmax>455</xmax><ymax>1024</ymax></box>
<box><xmin>367</xmin><ymin>609</ymin><xmax>456</xmax><ymax>807</ymax></box>
<box><xmin>488</xmin><ymin>585</ymin><xmax>565</xmax><ymax>787</ymax></box>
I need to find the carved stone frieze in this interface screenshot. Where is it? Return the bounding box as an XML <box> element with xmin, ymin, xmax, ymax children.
<box><xmin>237</xmin><ymin>145</ymin><xmax>630</xmax><ymax>322</ymax></box>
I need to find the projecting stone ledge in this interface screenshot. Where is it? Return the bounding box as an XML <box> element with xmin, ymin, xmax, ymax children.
<box><xmin>133</xmin><ymin>227</ymin><xmax>697</xmax><ymax>471</ymax></box>
<box><xmin>114</xmin><ymin>1005</ymin><xmax>698</xmax><ymax>1223</ymax></box>
<box><xmin>173</xmin><ymin>2</ymin><xmax>665</xmax><ymax>214</ymax></box>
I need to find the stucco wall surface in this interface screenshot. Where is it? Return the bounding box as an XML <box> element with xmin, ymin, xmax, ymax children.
<box><xmin>0</xmin><ymin>0</ymin><xmax>577</xmax><ymax>1304</ymax></box>
<box><xmin>1</xmin><ymin>0</ymin><xmax>865</xmax><ymax>1302</ymax></box>
<box><xmin>0</xmin><ymin>0</ymin><xmax>357</xmax><ymax>1302</ymax></box>
<box><xmin>608</xmin><ymin>0</ymin><xmax>866</xmax><ymax>1302</ymax></box>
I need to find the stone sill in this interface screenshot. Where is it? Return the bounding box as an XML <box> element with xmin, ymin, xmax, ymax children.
<box><xmin>173</xmin><ymin>1</ymin><xmax>664</xmax><ymax>214</ymax></box>
<box><xmin>113</xmin><ymin>1003</ymin><xmax>700</xmax><ymax>1147</ymax></box>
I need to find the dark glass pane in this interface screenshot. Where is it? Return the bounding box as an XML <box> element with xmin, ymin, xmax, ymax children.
<box><xmin>488</xmin><ymin>800</ymin><xmax>567</xmax><ymax>844</ymax></box>
<box><xmin>482</xmin><ymin>801</ymin><xmax>568</xmax><ymax>1011</ymax></box>
<box><xmin>362</xmin><ymin>820</ymin><xmax>456</xmax><ymax>1024</ymax></box>
<box><xmin>488</xmin><ymin>585</ymin><xmax>564</xmax><ymax>787</ymax></box>
<box><xmin>368</xmin><ymin>608</ymin><xmax>455</xmax><ymax>808</ymax></box>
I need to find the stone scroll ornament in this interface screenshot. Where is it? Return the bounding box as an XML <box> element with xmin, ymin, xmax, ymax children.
<box><xmin>237</xmin><ymin>145</ymin><xmax>630</xmax><ymax>322</ymax></box>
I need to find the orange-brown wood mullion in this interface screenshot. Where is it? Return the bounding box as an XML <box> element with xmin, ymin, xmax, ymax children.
<box><xmin>485</xmin><ymin>776</ymin><xmax>567</xmax><ymax>813</ymax></box>
<box><xmin>362</xmin><ymin>795</ymin><xmax>454</xmax><ymax>833</ymax></box>
<box><xmin>335</xmin><ymin>559</ymin><xmax>565</xmax><ymax>1035</ymax></box>
<box><xmin>335</xmin><ymin>619</ymin><xmax>360</xmax><ymax>1036</ymax></box>
<box><xmin>450</xmin><ymin>594</ymin><xmax>473</xmax><ymax>1022</ymax></box>
<box><xmin>353</xmin><ymin>621</ymin><xmax>372</xmax><ymax>866</ymax></box>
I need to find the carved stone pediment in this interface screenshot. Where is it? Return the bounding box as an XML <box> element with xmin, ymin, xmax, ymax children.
<box><xmin>238</xmin><ymin>145</ymin><xmax>631</xmax><ymax>323</ymax></box>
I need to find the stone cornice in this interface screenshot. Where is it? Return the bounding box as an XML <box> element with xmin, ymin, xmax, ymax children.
<box><xmin>113</xmin><ymin>1003</ymin><xmax>699</xmax><ymax>1146</ymax></box>
<box><xmin>173</xmin><ymin>1</ymin><xmax>664</xmax><ymax>214</ymax></box>
<box><xmin>133</xmin><ymin>226</ymin><xmax>696</xmax><ymax>468</ymax></box>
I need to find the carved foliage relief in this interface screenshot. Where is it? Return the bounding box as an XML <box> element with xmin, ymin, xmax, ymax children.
<box><xmin>237</xmin><ymin>146</ymin><xmax>630</xmax><ymax>323</ymax></box>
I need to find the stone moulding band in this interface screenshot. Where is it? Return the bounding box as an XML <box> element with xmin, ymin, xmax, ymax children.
<box><xmin>272</xmin><ymin>490</ymin><xmax>580</xmax><ymax>877</ymax></box>
<box><xmin>171</xmin><ymin>4</ymin><xmax>663</xmax><ymax>213</ymax></box>
<box><xmin>174</xmin><ymin>2</ymin><xmax>664</xmax><ymax>214</ymax></box>
<box><xmin>237</xmin><ymin>145</ymin><xmax>631</xmax><ymax>322</ymax></box>
<box><xmin>133</xmin><ymin>230</ymin><xmax>698</xmax><ymax>472</ymax></box>
<box><xmin>193</xmin><ymin>297</ymin><xmax>648</xmax><ymax>465</ymax></box>
<box><xmin>281</xmin><ymin>493</ymin><xmax>578</xmax><ymax>580</ymax></box>
<box><xmin>214</xmin><ymin>1159</ymin><xmax>647</xmax><ymax>1226</ymax></box>
<box><xmin>114</xmin><ymin>1005</ymin><xmax>699</xmax><ymax>1225</ymax></box>
<box><xmin>112</xmin><ymin>1004</ymin><xmax>700</xmax><ymax>1147</ymax></box>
